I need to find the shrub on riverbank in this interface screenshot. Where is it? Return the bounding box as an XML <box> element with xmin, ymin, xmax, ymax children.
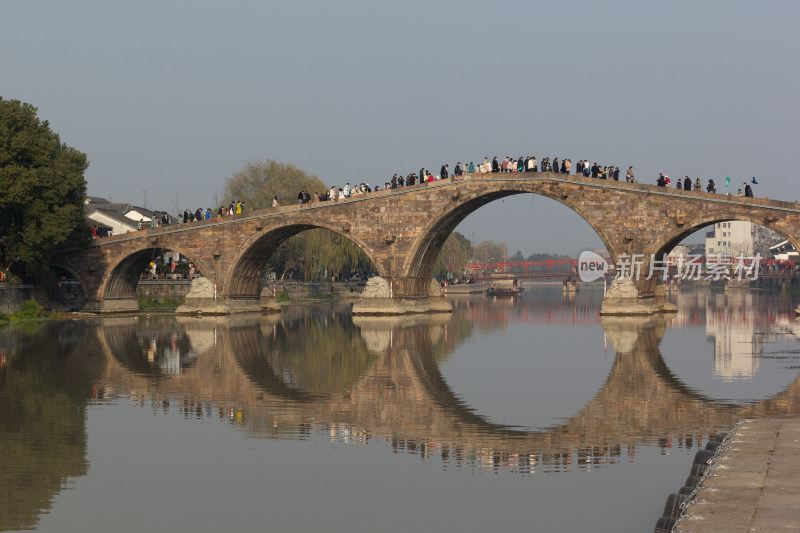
<box><xmin>138</xmin><ymin>296</ymin><xmax>183</xmax><ymax>309</ymax></box>
<box><xmin>0</xmin><ymin>301</ymin><xmax>50</xmax><ymax>325</ymax></box>
<box><xmin>308</xmin><ymin>293</ymin><xmax>334</xmax><ymax>300</ymax></box>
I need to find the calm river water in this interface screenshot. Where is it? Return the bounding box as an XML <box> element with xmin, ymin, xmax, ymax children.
<box><xmin>2</xmin><ymin>285</ymin><xmax>800</xmax><ymax>532</ymax></box>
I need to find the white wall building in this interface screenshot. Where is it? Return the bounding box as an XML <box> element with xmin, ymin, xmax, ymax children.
<box><xmin>705</xmin><ymin>221</ymin><xmax>753</xmax><ymax>257</ymax></box>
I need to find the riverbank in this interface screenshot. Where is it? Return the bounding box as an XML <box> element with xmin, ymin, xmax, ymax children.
<box><xmin>673</xmin><ymin>418</ymin><xmax>800</xmax><ymax>532</ymax></box>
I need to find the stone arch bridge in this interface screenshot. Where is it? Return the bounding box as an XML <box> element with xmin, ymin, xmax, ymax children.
<box><xmin>54</xmin><ymin>172</ymin><xmax>800</xmax><ymax>313</ymax></box>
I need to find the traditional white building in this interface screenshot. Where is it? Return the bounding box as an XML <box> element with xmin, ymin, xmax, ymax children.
<box><xmin>84</xmin><ymin>196</ymin><xmax>177</xmax><ymax>236</ymax></box>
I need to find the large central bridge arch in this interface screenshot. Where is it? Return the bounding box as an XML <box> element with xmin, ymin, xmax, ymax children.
<box><xmin>404</xmin><ymin>183</ymin><xmax>618</xmax><ymax>280</ymax></box>
<box><xmin>224</xmin><ymin>221</ymin><xmax>385</xmax><ymax>297</ymax></box>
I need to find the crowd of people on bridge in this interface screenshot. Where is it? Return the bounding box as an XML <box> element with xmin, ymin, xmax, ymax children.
<box><xmin>292</xmin><ymin>154</ymin><xmax>758</xmax><ymax>205</ymax></box>
<box><xmin>169</xmin><ymin>201</ymin><xmax>247</xmax><ymax>226</ymax></box>
<box><xmin>656</xmin><ymin>174</ymin><xmax>756</xmax><ymax>197</ymax></box>
<box><xmin>126</xmin><ymin>154</ymin><xmax>760</xmax><ymax>236</ymax></box>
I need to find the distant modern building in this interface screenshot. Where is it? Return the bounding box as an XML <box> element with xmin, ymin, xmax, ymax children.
<box><xmin>705</xmin><ymin>221</ymin><xmax>753</xmax><ymax>257</ymax></box>
<box><xmin>769</xmin><ymin>240</ymin><xmax>798</xmax><ymax>261</ymax></box>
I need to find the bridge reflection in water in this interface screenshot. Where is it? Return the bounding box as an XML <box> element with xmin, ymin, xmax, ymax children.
<box><xmin>90</xmin><ymin>292</ymin><xmax>800</xmax><ymax>475</ymax></box>
<box><xmin>3</xmin><ymin>290</ymin><xmax>800</xmax><ymax>530</ymax></box>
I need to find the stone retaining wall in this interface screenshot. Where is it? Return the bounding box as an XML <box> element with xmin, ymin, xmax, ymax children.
<box><xmin>0</xmin><ymin>285</ymin><xmax>47</xmax><ymax>314</ymax></box>
<box><xmin>137</xmin><ymin>280</ymin><xmax>192</xmax><ymax>303</ymax></box>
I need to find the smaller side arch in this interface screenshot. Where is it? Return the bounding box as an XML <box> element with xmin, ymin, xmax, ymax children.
<box><xmin>99</xmin><ymin>242</ymin><xmax>213</xmax><ymax>299</ymax></box>
<box><xmin>651</xmin><ymin>214</ymin><xmax>800</xmax><ymax>262</ymax></box>
<box><xmin>47</xmin><ymin>261</ymin><xmax>90</xmax><ymax>300</ymax></box>
<box><xmin>222</xmin><ymin>221</ymin><xmax>385</xmax><ymax>298</ymax></box>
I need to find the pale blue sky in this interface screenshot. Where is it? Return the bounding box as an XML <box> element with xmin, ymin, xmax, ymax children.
<box><xmin>2</xmin><ymin>0</ymin><xmax>798</xmax><ymax>254</ymax></box>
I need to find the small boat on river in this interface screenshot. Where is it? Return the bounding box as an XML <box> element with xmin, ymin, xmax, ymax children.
<box><xmin>486</xmin><ymin>279</ymin><xmax>524</xmax><ymax>297</ymax></box>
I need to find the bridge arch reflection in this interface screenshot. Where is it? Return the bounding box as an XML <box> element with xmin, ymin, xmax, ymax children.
<box><xmin>92</xmin><ymin>302</ymin><xmax>800</xmax><ymax>470</ymax></box>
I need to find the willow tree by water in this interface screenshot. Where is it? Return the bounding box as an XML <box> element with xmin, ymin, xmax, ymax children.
<box><xmin>432</xmin><ymin>231</ymin><xmax>473</xmax><ymax>278</ymax></box>
<box><xmin>218</xmin><ymin>160</ymin><xmax>374</xmax><ymax>280</ymax></box>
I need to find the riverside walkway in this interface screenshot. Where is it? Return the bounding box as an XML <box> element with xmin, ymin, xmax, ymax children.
<box><xmin>677</xmin><ymin>418</ymin><xmax>800</xmax><ymax>532</ymax></box>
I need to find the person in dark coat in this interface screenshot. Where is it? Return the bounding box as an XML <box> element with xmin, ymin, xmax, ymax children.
<box><xmin>684</xmin><ymin>176</ymin><xmax>692</xmax><ymax>191</ymax></box>
<box><xmin>491</xmin><ymin>157</ymin><xmax>500</xmax><ymax>173</ymax></box>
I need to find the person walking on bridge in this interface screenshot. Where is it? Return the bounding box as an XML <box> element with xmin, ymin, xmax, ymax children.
<box><xmin>491</xmin><ymin>156</ymin><xmax>500</xmax><ymax>173</ymax></box>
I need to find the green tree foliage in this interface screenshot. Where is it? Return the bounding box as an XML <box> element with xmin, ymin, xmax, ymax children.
<box><xmin>472</xmin><ymin>240</ymin><xmax>509</xmax><ymax>264</ymax></box>
<box><xmin>433</xmin><ymin>231</ymin><xmax>473</xmax><ymax>277</ymax></box>
<box><xmin>0</xmin><ymin>98</ymin><xmax>89</xmax><ymax>274</ymax></box>
<box><xmin>217</xmin><ymin>159</ymin><xmax>326</xmax><ymax>209</ymax></box>
<box><xmin>526</xmin><ymin>252</ymin><xmax>571</xmax><ymax>261</ymax></box>
<box><xmin>218</xmin><ymin>159</ymin><xmax>374</xmax><ymax>280</ymax></box>
<box><xmin>285</xmin><ymin>229</ymin><xmax>373</xmax><ymax>281</ymax></box>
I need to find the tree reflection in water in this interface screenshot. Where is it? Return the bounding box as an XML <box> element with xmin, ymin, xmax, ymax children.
<box><xmin>0</xmin><ymin>321</ymin><xmax>103</xmax><ymax>531</ymax></box>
